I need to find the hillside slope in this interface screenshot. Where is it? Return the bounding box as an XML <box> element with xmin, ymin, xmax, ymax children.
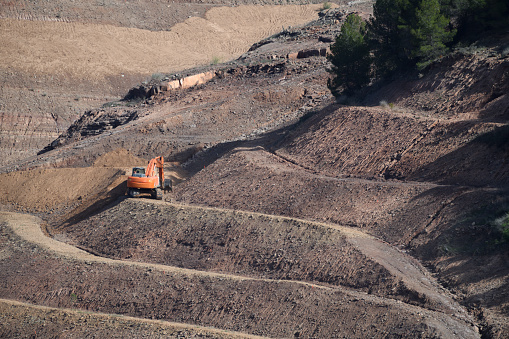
<box><xmin>1</xmin><ymin>1</ymin><xmax>508</xmax><ymax>338</ymax></box>
<box><xmin>0</xmin><ymin>0</ymin><xmax>330</xmax><ymax>167</ymax></box>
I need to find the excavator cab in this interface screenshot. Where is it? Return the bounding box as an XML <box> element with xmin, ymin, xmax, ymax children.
<box><xmin>131</xmin><ymin>167</ymin><xmax>146</xmax><ymax>177</ymax></box>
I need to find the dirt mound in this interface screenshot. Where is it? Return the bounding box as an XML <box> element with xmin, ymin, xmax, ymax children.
<box><xmin>0</xmin><ymin>167</ymin><xmax>124</xmax><ymax>212</ymax></box>
<box><xmin>93</xmin><ymin>148</ymin><xmax>147</xmax><ymax>168</ymax></box>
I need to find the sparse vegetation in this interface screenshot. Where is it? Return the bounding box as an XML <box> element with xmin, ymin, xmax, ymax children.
<box><xmin>211</xmin><ymin>56</ymin><xmax>221</xmax><ymax>65</ymax></box>
<box><xmin>502</xmin><ymin>216</ymin><xmax>509</xmax><ymax>242</ymax></box>
<box><xmin>3</xmin><ymin>0</ymin><xmax>509</xmax><ymax>336</ymax></box>
<box><xmin>322</xmin><ymin>2</ymin><xmax>332</xmax><ymax>10</ymax></box>
<box><xmin>379</xmin><ymin>100</ymin><xmax>395</xmax><ymax>109</ymax></box>
<box><xmin>442</xmin><ymin>201</ymin><xmax>509</xmax><ymax>255</ymax></box>
<box><xmin>150</xmin><ymin>72</ymin><xmax>165</xmax><ymax>82</ymax></box>
<box><xmin>495</xmin><ymin>213</ymin><xmax>509</xmax><ymax>243</ymax></box>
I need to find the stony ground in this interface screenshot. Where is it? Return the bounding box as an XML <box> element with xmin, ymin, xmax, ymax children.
<box><xmin>1</xmin><ymin>0</ymin><xmax>508</xmax><ymax>338</ymax></box>
<box><xmin>1</xmin><ymin>0</ymin><xmax>348</xmax><ymax>167</ymax></box>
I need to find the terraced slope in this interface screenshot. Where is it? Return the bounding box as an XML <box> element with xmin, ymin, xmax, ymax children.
<box><xmin>0</xmin><ymin>0</ymin><xmax>328</xmax><ymax>166</ymax></box>
<box><xmin>0</xmin><ymin>211</ymin><xmax>479</xmax><ymax>338</ymax></box>
<box><xmin>0</xmin><ymin>299</ymin><xmax>264</xmax><ymax>339</ymax></box>
<box><xmin>1</xmin><ymin>1</ymin><xmax>507</xmax><ymax>337</ymax></box>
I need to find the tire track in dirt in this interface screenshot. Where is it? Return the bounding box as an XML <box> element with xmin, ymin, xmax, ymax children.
<box><xmin>0</xmin><ymin>4</ymin><xmax>322</xmax><ymax>81</ymax></box>
<box><xmin>157</xmin><ymin>198</ymin><xmax>471</xmax><ymax>318</ymax></box>
<box><xmin>1</xmin><ymin>201</ymin><xmax>467</xmax><ymax>314</ymax></box>
<box><xmin>347</xmin><ymin>236</ymin><xmax>471</xmax><ymax>321</ymax></box>
<box><xmin>0</xmin><ymin>298</ymin><xmax>267</xmax><ymax>339</ymax></box>
<box><xmin>69</xmin><ymin>197</ymin><xmax>472</xmax><ymax>317</ymax></box>
<box><xmin>0</xmin><ymin>209</ymin><xmax>479</xmax><ymax>337</ymax></box>
<box><xmin>0</xmin><ymin>205</ymin><xmax>463</xmax><ymax>313</ymax></box>
<box><xmin>0</xmin><ymin>211</ymin><xmax>333</xmax><ymax>289</ymax></box>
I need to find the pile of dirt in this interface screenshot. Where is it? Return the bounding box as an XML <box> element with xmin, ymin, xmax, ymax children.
<box><xmin>0</xmin><ymin>167</ymin><xmax>124</xmax><ymax>212</ymax></box>
<box><xmin>93</xmin><ymin>148</ymin><xmax>147</xmax><ymax>168</ymax></box>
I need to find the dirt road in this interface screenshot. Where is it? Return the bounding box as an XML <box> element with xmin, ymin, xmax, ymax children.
<box><xmin>0</xmin><ymin>207</ymin><xmax>479</xmax><ymax>338</ymax></box>
<box><xmin>0</xmin><ymin>298</ymin><xmax>267</xmax><ymax>339</ymax></box>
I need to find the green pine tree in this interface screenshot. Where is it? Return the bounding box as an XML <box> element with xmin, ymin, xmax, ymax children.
<box><xmin>411</xmin><ymin>0</ymin><xmax>456</xmax><ymax>69</ymax></box>
<box><xmin>327</xmin><ymin>13</ymin><xmax>371</xmax><ymax>97</ymax></box>
<box><xmin>368</xmin><ymin>0</ymin><xmax>418</xmax><ymax>78</ymax></box>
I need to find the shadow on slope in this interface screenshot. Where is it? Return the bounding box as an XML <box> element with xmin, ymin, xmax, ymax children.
<box><xmin>54</xmin><ymin>182</ymin><xmax>129</xmax><ymax>233</ymax></box>
<box><xmin>182</xmin><ymin>103</ymin><xmax>341</xmax><ymax>177</ymax></box>
<box><xmin>401</xmin><ymin>124</ymin><xmax>509</xmax><ymax>187</ymax></box>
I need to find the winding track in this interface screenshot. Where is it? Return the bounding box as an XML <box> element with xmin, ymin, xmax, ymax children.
<box><xmin>0</xmin><ymin>298</ymin><xmax>267</xmax><ymax>339</ymax></box>
<box><xmin>0</xmin><ymin>206</ymin><xmax>479</xmax><ymax>337</ymax></box>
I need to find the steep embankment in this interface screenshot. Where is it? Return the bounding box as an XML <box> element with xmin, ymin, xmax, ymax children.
<box><xmin>171</xmin><ymin>50</ymin><xmax>509</xmax><ymax>337</ymax></box>
<box><xmin>275</xmin><ymin>106</ymin><xmax>508</xmax><ymax>186</ymax></box>
<box><xmin>0</xmin><ymin>2</ymin><xmax>324</xmax><ymax>166</ymax></box>
<box><xmin>1</xmin><ymin>2</ymin><xmax>507</xmax><ymax>337</ymax></box>
<box><xmin>364</xmin><ymin>52</ymin><xmax>509</xmax><ymax>121</ymax></box>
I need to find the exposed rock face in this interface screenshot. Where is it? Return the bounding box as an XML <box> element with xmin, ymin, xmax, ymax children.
<box><xmin>38</xmin><ymin>108</ymin><xmax>141</xmax><ymax>155</ymax></box>
<box><xmin>125</xmin><ymin>71</ymin><xmax>217</xmax><ymax>101</ymax></box>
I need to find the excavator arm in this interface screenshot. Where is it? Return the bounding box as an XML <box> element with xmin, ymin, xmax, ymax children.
<box><xmin>145</xmin><ymin>156</ymin><xmax>164</xmax><ymax>187</ymax></box>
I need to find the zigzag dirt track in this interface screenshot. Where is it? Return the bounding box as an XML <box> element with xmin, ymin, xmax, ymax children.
<box><xmin>0</xmin><ymin>205</ymin><xmax>478</xmax><ymax>338</ymax></box>
<box><xmin>1</xmin><ymin>0</ymin><xmax>508</xmax><ymax>337</ymax></box>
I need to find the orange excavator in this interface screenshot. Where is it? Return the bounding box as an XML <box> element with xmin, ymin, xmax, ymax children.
<box><xmin>127</xmin><ymin>156</ymin><xmax>171</xmax><ymax>200</ymax></box>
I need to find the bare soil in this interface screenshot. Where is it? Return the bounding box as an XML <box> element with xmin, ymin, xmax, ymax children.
<box><xmin>0</xmin><ymin>0</ymin><xmax>336</xmax><ymax>166</ymax></box>
<box><xmin>0</xmin><ymin>299</ymin><xmax>265</xmax><ymax>339</ymax></box>
<box><xmin>1</xmin><ymin>0</ymin><xmax>508</xmax><ymax>337</ymax></box>
<box><xmin>0</xmin><ymin>212</ymin><xmax>478</xmax><ymax>338</ymax></box>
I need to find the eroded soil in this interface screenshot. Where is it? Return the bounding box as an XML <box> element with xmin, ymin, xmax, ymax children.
<box><xmin>1</xmin><ymin>0</ymin><xmax>508</xmax><ymax>337</ymax></box>
<box><xmin>0</xmin><ymin>212</ymin><xmax>478</xmax><ymax>338</ymax></box>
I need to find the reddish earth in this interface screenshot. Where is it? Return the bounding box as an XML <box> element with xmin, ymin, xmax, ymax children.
<box><xmin>1</xmin><ymin>0</ymin><xmax>508</xmax><ymax>338</ymax></box>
